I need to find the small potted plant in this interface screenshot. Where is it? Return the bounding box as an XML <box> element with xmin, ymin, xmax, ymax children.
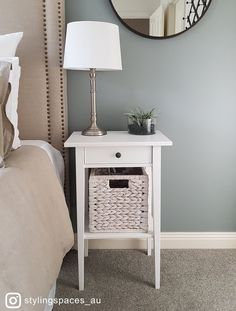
<box><xmin>125</xmin><ymin>108</ymin><xmax>156</xmax><ymax>135</ymax></box>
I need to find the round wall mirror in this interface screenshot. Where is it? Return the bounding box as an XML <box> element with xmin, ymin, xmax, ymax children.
<box><xmin>110</xmin><ymin>0</ymin><xmax>212</xmax><ymax>39</ymax></box>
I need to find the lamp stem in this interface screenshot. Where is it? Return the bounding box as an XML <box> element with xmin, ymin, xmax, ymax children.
<box><xmin>82</xmin><ymin>68</ymin><xmax>107</xmax><ymax>136</ymax></box>
<box><xmin>90</xmin><ymin>68</ymin><xmax>97</xmax><ymax>126</ymax></box>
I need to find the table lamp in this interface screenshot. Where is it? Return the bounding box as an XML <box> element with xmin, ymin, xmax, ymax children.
<box><xmin>63</xmin><ymin>21</ymin><xmax>122</xmax><ymax>136</ymax></box>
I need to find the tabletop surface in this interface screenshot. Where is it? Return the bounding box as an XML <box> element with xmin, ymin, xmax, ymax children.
<box><xmin>64</xmin><ymin>131</ymin><xmax>173</xmax><ymax>147</ymax></box>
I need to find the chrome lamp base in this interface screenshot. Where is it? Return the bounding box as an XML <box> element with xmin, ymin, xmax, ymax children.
<box><xmin>82</xmin><ymin>68</ymin><xmax>107</xmax><ymax>136</ymax></box>
<box><xmin>82</xmin><ymin>126</ymin><xmax>107</xmax><ymax>136</ymax></box>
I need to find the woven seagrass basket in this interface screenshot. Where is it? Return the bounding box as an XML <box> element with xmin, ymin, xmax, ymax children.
<box><xmin>89</xmin><ymin>167</ymin><xmax>148</xmax><ymax>232</ymax></box>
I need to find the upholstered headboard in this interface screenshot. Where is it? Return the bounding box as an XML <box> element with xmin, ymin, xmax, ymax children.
<box><xmin>0</xmin><ymin>0</ymin><xmax>68</xmax><ymax>154</ymax></box>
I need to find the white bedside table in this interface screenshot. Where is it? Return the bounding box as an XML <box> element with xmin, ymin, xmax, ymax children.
<box><xmin>65</xmin><ymin>131</ymin><xmax>172</xmax><ymax>290</ymax></box>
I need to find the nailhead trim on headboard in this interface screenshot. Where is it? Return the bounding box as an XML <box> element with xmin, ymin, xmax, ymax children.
<box><xmin>42</xmin><ymin>0</ymin><xmax>52</xmax><ymax>144</ymax></box>
<box><xmin>41</xmin><ymin>0</ymin><xmax>69</xmax><ymax>201</ymax></box>
<box><xmin>57</xmin><ymin>0</ymin><xmax>66</xmax><ymax>160</ymax></box>
<box><xmin>57</xmin><ymin>0</ymin><xmax>69</xmax><ymax>199</ymax></box>
<box><xmin>41</xmin><ymin>0</ymin><xmax>67</xmax><ymax>158</ymax></box>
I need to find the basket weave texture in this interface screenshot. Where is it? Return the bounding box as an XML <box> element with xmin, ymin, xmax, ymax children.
<box><xmin>89</xmin><ymin>168</ymin><xmax>148</xmax><ymax>232</ymax></box>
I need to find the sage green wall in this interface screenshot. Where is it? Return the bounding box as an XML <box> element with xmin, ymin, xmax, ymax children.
<box><xmin>66</xmin><ymin>0</ymin><xmax>236</xmax><ymax>231</ymax></box>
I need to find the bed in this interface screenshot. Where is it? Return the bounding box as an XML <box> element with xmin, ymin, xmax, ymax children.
<box><xmin>0</xmin><ymin>1</ymin><xmax>74</xmax><ymax>310</ymax></box>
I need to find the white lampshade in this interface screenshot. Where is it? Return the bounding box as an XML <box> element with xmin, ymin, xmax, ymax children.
<box><xmin>63</xmin><ymin>21</ymin><xmax>122</xmax><ymax>71</ymax></box>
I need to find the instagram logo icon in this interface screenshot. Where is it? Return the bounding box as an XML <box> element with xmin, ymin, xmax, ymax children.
<box><xmin>5</xmin><ymin>293</ymin><xmax>22</xmax><ymax>309</ymax></box>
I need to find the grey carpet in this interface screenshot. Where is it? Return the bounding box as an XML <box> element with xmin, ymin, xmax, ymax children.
<box><xmin>54</xmin><ymin>250</ymin><xmax>236</xmax><ymax>311</ymax></box>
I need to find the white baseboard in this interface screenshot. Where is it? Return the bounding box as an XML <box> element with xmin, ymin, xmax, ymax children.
<box><xmin>160</xmin><ymin>232</ymin><xmax>236</xmax><ymax>249</ymax></box>
<box><xmin>73</xmin><ymin>232</ymin><xmax>236</xmax><ymax>250</ymax></box>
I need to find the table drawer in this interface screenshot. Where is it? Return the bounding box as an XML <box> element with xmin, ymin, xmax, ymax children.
<box><xmin>85</xmin><ymin>146</ymin><xmax>152</xmax><ymax>164</ymax></box>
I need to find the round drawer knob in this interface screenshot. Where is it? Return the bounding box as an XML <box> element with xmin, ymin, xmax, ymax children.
<box><xmin>115</xmin><ymin>152</ymin><xmax>121</xmax><ymax>159</ymax></box>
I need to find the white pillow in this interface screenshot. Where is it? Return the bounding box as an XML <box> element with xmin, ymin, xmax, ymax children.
<box><xmin>0</xmin><ymin>33</ymin><xmax>22</xmax><ymax>149</ymax></box>
<box><xmin>0</xmin><ymin>57</ymin><xmax>21</xmax><ymax>149</ymax></box>
<box><xmin>0</xmin><ymin>32</ymin><xmax>23</xmax><ymax>57</ymax></box>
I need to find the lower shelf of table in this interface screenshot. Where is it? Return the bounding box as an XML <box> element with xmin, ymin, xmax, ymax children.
<box><xmin>84</xmin><ymin>231</ymin><xmax>152</xmax><ymax>240</ymax></box>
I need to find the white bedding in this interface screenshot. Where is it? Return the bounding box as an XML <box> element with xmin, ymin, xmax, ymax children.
<box><xmin>21</xmin><ymin>140</ymin><xmax>64</xmax><ymax>186</ymax></box>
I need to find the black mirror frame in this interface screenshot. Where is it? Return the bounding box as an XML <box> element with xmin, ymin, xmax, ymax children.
<box><xmin>109</xmin><ymin>0</ymin><xmax>213</xmax><ymax>39</ymax></box>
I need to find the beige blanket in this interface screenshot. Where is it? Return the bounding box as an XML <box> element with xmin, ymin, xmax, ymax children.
<box><xmin>0</xmin><ymin>146</ymin><xmax>74</xmax><ymax>311</ymax></box>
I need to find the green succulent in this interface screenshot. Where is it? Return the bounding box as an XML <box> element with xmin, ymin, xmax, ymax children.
<box><xmin>125</xmin><ymin>107</ymin><xmax>156</xmax><ymax>126</ymax></box>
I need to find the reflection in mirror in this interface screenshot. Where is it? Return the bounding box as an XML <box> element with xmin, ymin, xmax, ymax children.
<box><xmin>110</xmin><ymin>0</ymin><xmax>212</xmax><ymax>38</ymax></box>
